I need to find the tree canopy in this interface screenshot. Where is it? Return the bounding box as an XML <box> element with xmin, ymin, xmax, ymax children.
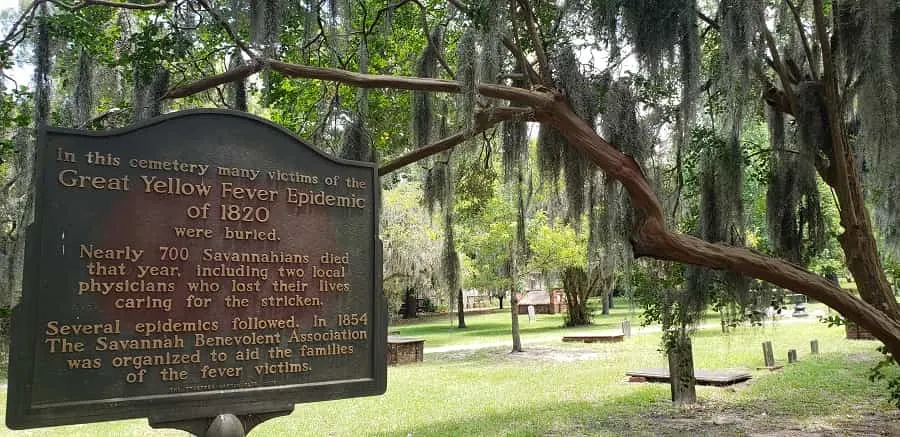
<box><xmin>1</xmin><ymin>0</ymin><xmax>899</xmax><ymax>364</ymax></box>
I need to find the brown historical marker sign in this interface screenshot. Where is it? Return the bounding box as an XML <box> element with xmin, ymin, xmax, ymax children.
<box><xmin>6</xmin><ymin>110</ymin><xmax>386</xmax><ymax>429</ymax></box>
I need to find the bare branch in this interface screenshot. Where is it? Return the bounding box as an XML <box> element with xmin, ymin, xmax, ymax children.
<box><xmin>784</xmin><ymin>0</ymin><xmax>818</xmax><ymax>79</ymax></box>
<box><xmin>379</xmin><ymin>107</ymin><xmax>534</xmax><ymax>174</ymax></box>
<box><xmin>515</xmin><ymin>0</ymin><xmax>552</xmax><ymax>85</ymax></box>
<box><xmin>502</xmin><ymin>36</ymin><xmax>539</xmax><ymax>85</ymax></box>
<box><xmin>50</xmin><ymin>0</ymin><xmax>172</xmax><ymax>11</ymax></box>
<box><xmin>812</xmin><ymin>0</ymin><xmax>855</xmax><ymax>216</ymax></box>
<box><xmin>761</xmin><ymin>24</ymin><xmax>799</xmax><ymax>115</ymax></box>
<box><xmin>194</xmin><ymin>0</ymin><xmax>257</xmax><ymax>61</ymax></box>
<box><xmin>1</xmin><ymin>0</ymin><xmax>41</xmax><ymax>60</ymax></box>
<box><xmin>162</xmin><ymin>60</ymin><xmax>263</xmax><ymax>99</ymax></box>
<box><xmin>695</xmin><ymin>9</ymin><xmax>718</xmax><ymax>30</ymax></box>
<box><xmin>78</xmin><ymin>107</ymin><xmax>124</xmax><ymax>128</ymax></box>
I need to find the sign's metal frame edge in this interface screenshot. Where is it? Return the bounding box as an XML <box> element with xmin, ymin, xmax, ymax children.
<box><xmin>5</xmin><ymin>110</ymin><xmax>387</xmax><ymax>430</ymax></box>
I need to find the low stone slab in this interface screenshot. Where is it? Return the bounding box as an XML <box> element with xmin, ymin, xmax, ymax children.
<box><xmin>387</xmin><ymin>336</ymin><xmax>425</xmax><ymax>365</ymax></box>
<box><xmin>625</xmin><ymin>368</ymin><xmax>751</xmax><ymax>386</ymax></box>
<box><xmin>562</xmin><ymin>334</ymin><xmax>625</xmax><ymax>343</ymax></box>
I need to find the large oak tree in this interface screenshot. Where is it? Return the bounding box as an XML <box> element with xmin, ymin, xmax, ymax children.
<box><xmin>2</xmin><ymin>0</ymin><xmax>899</xmax><ymax>361</ymax></box>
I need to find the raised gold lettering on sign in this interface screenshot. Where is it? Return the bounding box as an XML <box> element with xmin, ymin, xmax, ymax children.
<box><xmin>58</xmin><ymin>169</ymin><xmax>130</xmax><ymax>191</ymax></box>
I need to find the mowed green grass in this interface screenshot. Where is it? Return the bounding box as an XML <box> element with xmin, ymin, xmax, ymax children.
<box><xmin>0</xmin><ymin>308</ymin><xmax>896</xmax><ymax>436</ymax></box>
<box><xmin>389</xmin><ymin>305</ymin><xmax>634</xmax><ymax>348</ymax></box>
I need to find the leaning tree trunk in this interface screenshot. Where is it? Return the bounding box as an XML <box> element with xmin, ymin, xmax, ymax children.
<box><xmin>810</xmin><ymin>2</ymin><xmax>900</xmax><ymax>324</ymax></box>
<box><xmin>163</xmin><ymin>55</ymin><xmax>900</xmax><ymax>361</ymax></box>
<box><xmin>666</xmin><ymin>332</ymin><xmax>697</xmax><ymax>405</ymax></box>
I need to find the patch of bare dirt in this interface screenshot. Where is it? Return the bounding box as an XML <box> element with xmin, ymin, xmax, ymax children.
<box><xmin>431</xmin><ymin>345</ymin><xmax>610</xmax><ymax>363</ymax></box>
<box><xmin>501</xmin><ymin>346</ymin><xmax>606</xmax><ymax>363</ymax></box>
<box><xmin>554</xmin><ymin>400</ymin><xmax>900</xmax><ymax>437</ymax></box>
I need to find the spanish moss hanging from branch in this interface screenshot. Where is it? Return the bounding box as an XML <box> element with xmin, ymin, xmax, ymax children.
<box><xmin>74</xmin><ymin>50</ymin><xmax>94</xmax><ymax>126</ymax></box>
<box><xmin>588</xmin><ymin>0</ymin><xmax>622</xmax><ymax>59</ymax></box>
<box><xmin>620</xmin><ymin>0</ymin><xmax>691</xmax><ymax>75</ymax></box>
<box><xmin>850</xmin><ymin>0</ymin><xmax>900</xmax><ymax>257</ymax></box>
<box><xmin>456</xmin><ymin>27</ymin><xmax>478</xmax><ymax>131</ymax></box>
<box><xmin>339</xmin><ymin>116</ymin><xmax>373</xmax><ymax>162</ymax></box>
<box><xmin>719</xmin><ymin>0</ymin><xmax>764</xmax><ymax>113</ymax></box>
<box><xmin>34</xmin><ymin>2</ymin><xmax>51</xmax><ymax>128</ymax></box>
<box><xmin>478</xmin><ymin>0</ymin><xmax>505</xmax><ymax>85</ymax></box>
<box><xmin>251</xmin><ymin>0</ymin><xmax>283</xmax><ymax>54</ymax></box>
<box><xmin>412</xmin><ymin>27</ymin><xmax>442</xmax><ymax>148</ymax></box>
<box><xmin>685</xmin><ymin>124</ymin><xmax>749</xmax><ymax>328</ymax></box>
<box><xmin>132</xmin><ymin>65</ymin><xmax>169</xmax><ymax>123</ymax></box>
<box><xmin>502</xmin><ymin>107</ymin><xmax>527</xmax><ymax>183</ymax></box>
<box><xmin>228</xmin><ymin>51</ymin><xmax>247</xmax><ymax>111</ymax></box>
<box><xmin>423</xmin><ymin>159</ymin><xmax>449</xmax><ymax>216</ymax></box>
<box><xmin>766</xmin><ymin>107</ymin><xmax>802</xmax><ymax>263</ymax></box>
<box><xmin>553</xmin><ymin>45</ymin><xmax>598</xmax><ymax>222</ymax></box>
<box><xmin>601</xmin><ymin>79</ymin><xmax>648</xmax><ymax>167</ymax></box>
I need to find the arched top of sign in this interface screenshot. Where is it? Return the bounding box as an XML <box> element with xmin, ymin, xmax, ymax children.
<box><xmin>44</xmin><ymin>109</ymin><xmax>376</xmax><ymax>170</ymax></box>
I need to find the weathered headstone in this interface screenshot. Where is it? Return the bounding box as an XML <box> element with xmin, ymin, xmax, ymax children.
<box><xmin>621</xmin><ymin>320</ymin><xmax>631</xmax><ymax>337</ymax></box>
<box><xmin>810</xmin><ymin>339</ymin><xmax>819</xmax><ymax>355</ymax></box>
<box><xmin>787</xmin><ymin>349</ymin><xmax>798</xmax><ymax>363</ymax></box>
<box><xmin>6</xmin><ymin>110</ymin><xmax>386</xmax><ymax>431</ymax></box>
<box><xmin>527</xmin><ymin>305</ymin><xmax>536</xmax><ymax>323</ymax></box>
<box><xmin>762</xmin><ymin>341</ymin><xmax>775</xmax><ymax>367</ymax></box>
<box><xmin>667</xmin><ymin>334</ymin><xmax>696</xmax><ymax>405</ymax></box>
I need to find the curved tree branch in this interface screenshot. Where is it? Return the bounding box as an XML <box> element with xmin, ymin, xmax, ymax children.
<box><xmin>164</xmin><ymin>59</ymin><xmax>553</xmax><ymax>107</ymax></box>
<box><xmin>502</xmin><ymin>35</ymin><xmax>540</xmax><ymax>85</ymax></box>
<box><xmin>784</xmin><ymin>0</ymin><xmax>818</xmax><ymax>80</ymax></box>
<box><xmin>50</xmin><ymin>0</ymin><xmax>172</xmax><ymax>11</ymax></box>
<box><xmin>160</xmin><ymin>58</ymin><xmax>900</xmax><ymax>359</ymax></box>
<box><xmin>515</xmin><ymin>0</ymin><xmax>552</xmax><ymax>85</ymax></box>
<box><xmin>162</xmin><ymin>60</ymin><xmax>263</xmax><ymax>99</ymax></box>
<box><xmin>761</xmin><ymin>24</ymin><xmax>799</xmax><ymax>115</ymax></box>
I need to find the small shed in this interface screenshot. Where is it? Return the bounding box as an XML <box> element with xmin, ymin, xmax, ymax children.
<box><xmin>517</xmin><ymin>289</ymin><xmax>567</xmax><ymax>314</ymax></box>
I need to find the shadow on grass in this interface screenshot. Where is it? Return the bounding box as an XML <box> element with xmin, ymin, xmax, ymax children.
<box><xmin>396</xmin><ymin>316</ymin><xmax>626</xmax><ymax>338</ymax></box>
<box><xmin>361</xmin><ymin>388</ymin><xmax>724</xmax><ymax>437</ymax></box>
<box><xmin>360</xmin><ymin>354</ymin><xmax>898</xmax><ymax>437</ymax></box>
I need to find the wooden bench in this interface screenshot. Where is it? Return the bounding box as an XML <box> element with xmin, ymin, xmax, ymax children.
<box><xmin>625</xmin><ymin>368</ymin><xmax>751</xmax><ymax>386</ymax></box>
<box><xmin>562</xmin><ymin>334</ymin><xmax>624</xmax><ymax>343</ymax></box>
<box><xmin>387</xmin><ymin>336</ymin><xmax>425</xmax><ymax>365</ymax></box>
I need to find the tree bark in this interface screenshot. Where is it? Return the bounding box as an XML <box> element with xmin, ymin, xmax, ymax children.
<box><xmin>537</xmin><ymin>97</ymin><xmax>900</xmax><ymax>360</ymax></box>
<box><xmin>510</xmin><ymin>288</ymin><xmax>522</xmax><ymax>352</ymax></box>
<box><xmin>813</xmin><ymin>0</ymin><xmax>900</xmax><ymax>320</ymax></box>
<box><xmin>456</xmin><ymin>288</ymin><xmax>466</xmax><ymax>328</ymax></box>
<box><xmin>403</xmin><ymin>288</ymin><xmax>417</xmax><ymax>319</ymax></box>
<box><xmin>667</xmin><ymin>333</ymin><xmax>697</xmax><ymax>405</ymax></box>
<box><xmin>809</xmin><ymin>0</ymin><xmax>900</xmax><ymax>322</ymax></box>
<box><xmin>562</xmin><ymin>267</ymin><xmax>591</xmax><ymax>326</ymax></box>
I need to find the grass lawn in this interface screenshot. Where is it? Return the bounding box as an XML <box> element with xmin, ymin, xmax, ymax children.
<box><xmin>389</xmin><ymin>305</ymin><xmax>634</xmax><ymax>349</ymax></box>
<box><xmin>1</xmin><ymin>308</ymin><xmax>897</xmax><ymax>436</ymax></box>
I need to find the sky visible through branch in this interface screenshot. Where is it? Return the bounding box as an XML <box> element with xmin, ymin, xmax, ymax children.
<box><xmin>1</xmin><ymin>1</ymin><xmax>30</xmax><ymax>85</ymax></box>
